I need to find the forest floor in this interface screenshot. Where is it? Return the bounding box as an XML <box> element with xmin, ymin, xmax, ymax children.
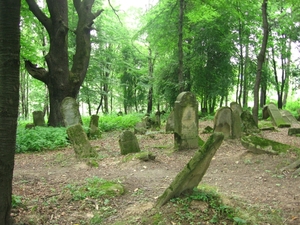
<box><xmin>12</xmin><ymin>120</ymin><xmax>300</xmax><ymax>225</ymax></box>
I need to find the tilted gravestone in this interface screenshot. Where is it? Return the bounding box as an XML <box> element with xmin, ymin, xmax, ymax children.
<box><xmin>155</xmin><ymin>132</ymin><xmax>224</xmax><ymax>207</ymax></box>
<box><xmin>61</xmin><ymin>97</ymin><xmax>82</xmax><ymax>127</ymax></box>
<box><xmin>165</xmin><ymin>110</ymin><xmax>174</xmax><ymax>133</ymax></box>
<box><xmin>32</xmin><ymin>110</ymin><xmax>46</xmax><ymax>126</ymax></box>
<box><xmin>240</xmin><ymin>110</ymin><xmax>260</xmax><ymax>134</ymax></box>
<box><xmin>174</xmin><ymin>92</ymin><xmax>199</xmax><ymax>150</ymax></box>
<box><xmin>213</xmin><ymin>107</ymin><xmax>232</xmax><ymax>139</ymax></box>
<box><xmin>230</xmin><ymin>102</ymin><xmax>243</xmax><ymax>116</ymax></box>
<box><xmin>67</xmin><ymin>124</ymin><xmax>97</xmax><ymax>158</ymax></box>
<box><xmin>88</xmin><ymin>115</ymin><xmax>100</xmax><ymax>139</ymax></box>
<box><xmin>119</xmin><ymin>130</ymin><xmax>141</xmax><ymax>155</ymax></box>
<box><xmin>266</xmin><ymin>103</ymin><xmax>291</xmax><ymax>128</ymax></box>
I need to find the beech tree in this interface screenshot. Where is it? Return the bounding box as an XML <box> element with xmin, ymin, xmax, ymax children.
<box><xmin>24</xmin><ymin>0</ymin><xmax>103</xmax><ymax>126</ymax></box>
<box><xmin>0</xmin><ymin>0</ymin><xmax>20</xmax><ymax>223</ymax></box>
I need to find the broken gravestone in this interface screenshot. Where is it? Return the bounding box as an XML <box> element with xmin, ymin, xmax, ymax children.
<box><xmin>134</xmin><ymin>121</ymin><xmax>147</xmax><ymax>135</ymax></box>
<box><xmin>230</xmin><ymin>102</ymin><xmax>243</xmax><ymax>116</ymax></box>
<box><xmin>240</xmin><ymin>110</ymin><xmax>260</xmax><ymax>134</ymax></box>
<box><xmin>213</xmin><ymin>107</ymin><xmax>232</xmax><ymax>139</ymax></box>
<box><xmin>165</xmin><ymin>110</ymin><xmax>174</xmax><ymax>133</ymax></box>
<box><xmin>67</xmin><ymin>124</ymin><xmax>97</xmax><ymax>158</ymax></box>
<box><xmin>88</xmin><ymin>115</ymin><xmax>100</xmax><ymax>139</ymax></box>
<box><xmin>265</xmin><ymin>103</ymin><xmax>291</xmax><ymax>128</ymax></box>
<box><xmin>33</xmin><ymin>110</ymin><xmax>46</xmax><ymax>126</ymax></box>
<box><xmin>174</xmin><ymin>92</ymin><xmax>199</xmax><ymax>150</ymax></box>
<box><xmin>119</xmin><ymin>130</ymin><xmax>141</xmax><ymax>155</ymax></box>
<box><xmin>155</xmin><ymin>132</ymin><xmax>224</xmax><ymax>207</ymax></box>
<box><xmin>61</xmin><ymin>97</ymin><xmax>82</xmax><ymax>127</ymax></box>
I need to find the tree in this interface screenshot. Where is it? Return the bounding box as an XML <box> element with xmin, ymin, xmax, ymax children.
<box><xmin>0</xmin><ymin>0</ymin><xmax>20</xmax><ymax>224</ymax></box>
<box><xmin>24</xmin><ymin>0</ymin><xmax>103</xmax><ymax>126</ymax></box>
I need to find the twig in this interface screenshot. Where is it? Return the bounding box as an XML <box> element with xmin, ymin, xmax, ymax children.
<box><xmin>108</xmin><ymin>0</ymin><xmax>123</xmax><ymax>26</ymax></box>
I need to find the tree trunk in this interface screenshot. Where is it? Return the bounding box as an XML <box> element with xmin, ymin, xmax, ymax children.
<box><xmin>147</xmin><ymin>48</ymin><xmax>155</xmax><ymax>114</ymax></box>
<box><xmin>243</xmin><ymin>40</ymin><xmax>249</xmax><ymax>108</ymax></box>
<box><xmin>253</xmin><ymin>0</ymin><xmax>269</xmax><ymax>125</ymax></box>
<box><xmin>178</xmin><ymin>0</ymin><xmax>184</xmax><ymax>92</ymax></box>
<box><xmin>25</xmin><ymin>0</ymin><xmax>103</xmax><ymax>126</ymax></box>
<box><xmin>0</xmin><ymin>0</ymin><xmax>20</xmax><ymax>224</ymax></box>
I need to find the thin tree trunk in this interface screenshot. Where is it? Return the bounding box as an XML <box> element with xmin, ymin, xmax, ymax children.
<box><xmin>243</xmin><ymin>40</ymin><xmax>249</xmax><ymax>108</ymax></box>
<box><xmin>178</xmin><ymin>0</ymin><xmax>184</xmax><ymax>92</ymax></box>
<box><xmin>253</xmin><ymin>0</ymin><xmax>269</xmax><ymax>125</ymax></box>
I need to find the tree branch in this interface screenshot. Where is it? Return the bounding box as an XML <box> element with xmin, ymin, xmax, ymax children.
<box><xmin>24</xmin><ymin>60</ymin><xmax>49</xmax><ymax>84</ymax></box>
<box><xmin>108</xmin><ymin>0</ymin><xmax>123</xmax><ymax>26</ymax></box>
<box><xmin>25</xmin><ymin>0</ymin><xmax>52</xmax><ymax>32</ymax></box>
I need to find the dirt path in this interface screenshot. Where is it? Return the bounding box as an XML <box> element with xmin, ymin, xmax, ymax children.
<box><xmin>12</xmin><ymin>121</ymin><xmax>300</xmax><ymax>224</ymax></box>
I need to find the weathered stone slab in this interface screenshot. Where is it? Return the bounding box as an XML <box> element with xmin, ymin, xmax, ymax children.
<box><xmin>165</xmin><ymin>111</ymin><xmax>174</xmax><ymax>133</ymax></box>
<box><xmin>61</xmin><ymin>97</ymin><xmax>82</xmax><ymax>127</ymax></box>
<box><xmin>155</xmin><ymin>132</ymin><xmax>224</xmax><ymax>208</ymax></box>
<box><xmin>240</xmin><ymin>111</ymin><xmax>260</xmax><ymax>134</ymax></box>
<box><xmin>230</xmin><ymin>102</ymin><xmax>243</xmax><ymax>116</ymax></box>
<box><xmin>119</xmin><ymin>130</ymin><xmax>141</xmax><ymax>155</ymax></box>
<box><xmin>88</xmin><ymin>115</ymin><xmax>100</xmax><ymax>139</ymax></box>
<box><xmin>214</xmin><ymin>107</ymin><xmax>232</xmax><ymax>139</ymax></box>
<box><xmin>174</xmin><ymin>92</ymin><xmax>199</xmax><ymax>150</ymax></box>
<box><xmin>231</xmin><ymin>110</ymin><xmax>242</xmax><ymax>139</ymax></box>
<box><xmin>32</xmin><ymin>110</ymin><xmax>46</xmax><ymax>126</ymax></box>
<box><xmin>280</xmin><ymin>110</ymin><xmax>299</xmax><ymax>125</ymax></box>
<box><xmin>266</xmin><ymin>103</ymin><xmax>291</xmax><ymax>128</ymax></box>
<box><xmin>67</xmin><ymin>124</ymin><xmax>97</xmax><ymax>158</ymax></box>
<box><xmin>134</xmin><ymin>121</ymin><xmax>147</xmax><ymax>135</ymax></box>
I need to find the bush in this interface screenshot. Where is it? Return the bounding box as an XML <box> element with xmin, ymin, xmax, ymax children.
<box><xmin>16</xmin><ymin>126</ymin><xmax>69</xmax><ymax>153</ymax></box>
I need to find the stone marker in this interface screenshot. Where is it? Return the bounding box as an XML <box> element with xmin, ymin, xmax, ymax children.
<box><xmin>280</xmin><ymin>109</ymin><xmax>299</xmax><ymax>125</ymax></box>
<box><xmin>174</xmin><ymin>92</ymin><xmax>199</xmax><ymax>150</ymax></box>
<box><xmin>230</xmin><ymin>102</ymin><xmax>243</xmax><ymax>116</ymax></box>
<box><xmin>119</xmin><ymin>130</ymin><xmax>141</xmax><ymax>155</ymax></box>
<box><xmin>61</xmin><ymin>97</ymin><xmax>82</xmax><ymax>127</ymax></box>
<box><xmin>155</xmin><ymin>132</ymin><xmax>224</xmax><ymax>208</ymax></box>
<box><xmin>213</xmin><ymin>107</ymin><xmax>232</xmax><ymax>139</ymax></box>
<box><xmin>165</xmin><ymin>110</ymin><xmax>174</xmax><ymax>133</ymax></box>
<box><xmin>32</xmin><ymin>110</ymin><xmax>45</xmax><ymax>126</ymax></box>
<box><xmin>266</xmin><ymin>103</ymin><xmax>291</xmax><ymax>128</ymax></box>
<box><xmin>67</xmin><ymin>124</ymin><xmax>97</xmax><ymax>158</ymax></box>
<box><xmin>231</xmin><ymin>110</ymin><xmax>242</xmax><ymax>139</ymax></box>
<box><xmin>88</xmin><ymin>115</ymin><xmax>100</xmax><ymax>139</ymax></box>
<box><xmin>240</xmin><ymin>110</ymin><xmax>260</xmax><ymax>134</ymax></box>
<box><xmin>134</xmin><ymin>121</ymin><xmax>147</xmax><ymax>135</ymax></box>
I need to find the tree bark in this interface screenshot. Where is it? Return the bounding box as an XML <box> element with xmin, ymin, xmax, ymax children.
<box><xmin>253</xmin><ymin>0</ymin><xmax>269</xmax><ymax>125</ymax></box>
<box><xmin>25</xmin><ymin>0</ymin><xmax>103</xmax><ymax>126</ymax></box>
<box><xmin>178</xmin><ymin>0</ymin><xmax>184</xmax><ymax>92</ymax></box>
<box><xmin>0</xmin><ymin>0</ymin><xmax>20</xmax><ymax>224</ymax></box>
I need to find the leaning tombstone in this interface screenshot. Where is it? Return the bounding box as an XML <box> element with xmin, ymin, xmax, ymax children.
<box><xmin>88</xmin><ymin>115</ymin><xmax>100</xmax><ymax>139</ymax></box>
<box><xmin>230</xmin><ymin>102</ymin><xmax>243</xmax><ymax>116</ymax></box>
<box><xmin>61</xmin><ymin>97</ymin><xmax>82</xmax><ymax>127</ymax></box>
<box><xmin>67</xmin><ymin>124</ymin><xmax>97</xmax><ymax>158</ymax></box>
<box><xmin>174</xmin><ymin>92</ymin><xmax>199</xmax><ymax>150</ymax></box>
<box><xmin>155</xmin><ymin>132</ymin><xmax>224</xmax><ymax>208</ymax></box>
<box><xmin>32</xmin><ymin>110</ymin><xmax>46</xmax><ymax>126</ymax></box>
<box><xmin>240</xmin><ymin>110</ymin><xmax>260</xmax><ymax>134</ymax></box>
<box><xmin>165</xmin><ymin>110</ymin><xmax>174</xmax><ymax>133</ymax></box>
<box><xmin>213</xmin><ymin>107</ymin><xmax>232</xmax><ymax>139</ymax></box>
<box><xmin>119</xmin><ymin>130</ymin><xmax>141</xmax><ymax>155</ymax></box>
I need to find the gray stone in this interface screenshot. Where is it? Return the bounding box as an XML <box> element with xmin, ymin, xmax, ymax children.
<box><xmin>165</xmin><ymin>111</ymin><xmax>174</xmax><ymax>133</ymax></box>
<box><xmin>280</xmin><ymin>109</ymin><xmax>299</xmax><ymax>125</ymax></box>
<box><xmin>230</xmin><ymin>102</ymin><xmax>243</xmax><ymax>116</ymax></box>
<box><xmin>174</xmin><ymin>92</ymin><xmax>199</xmax><ymax>150</ymax></box>
<box><xmin>88</xmin><ymin>115</ymin><xmax>100</xmax><ymax>139</ymax></box>
<box><xmin>155</xmin><ymin>132</ymin><xmax>224</xmax><ymax>208</ymax></box>
<box><xmin>119</xmin><ymin>130</ymin><xmax>141</xmax><ymax>155</ymax></box>
<box><xmin>240</xmin><ymin>111</ymin><xmax>260</xmax><ymax>134</ymax></box>
<box><xmin>266</xmin><ymin>103</ymin><xmax>291</xmax><ymax>128</ymax></box>
<box><xmin>231</xmin><ymin>110</ymin><xmax>242</xmax><ymax>139</ymax></box>
<box><xmin>134</xmin><ymin>121</ymin><xmax>147</xmax><ymax>135</ymax></box>
<box><xmin>61</xmin><ymin>97</ymin><xmax>82</xmax><ymax>127</ymax></box>
<box><xmin>214</xmin><ymin>107</ymin><xmax>232</xmax><ymax>139</ymax></box>
<box><xmin>32</xmin><ymin>111</ymin><xmax>45</xmax><ymax>126</ymax></box>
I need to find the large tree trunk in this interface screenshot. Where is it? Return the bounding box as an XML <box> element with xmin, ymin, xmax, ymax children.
<box><xmin>253</xmin><ymin>0</ymin><xmax>269</xmax><ymax>125</ymax></box>
<box><xmin>0</xmin><ymin>0</ymin><xmax>20</xmax><ymax>224</ymax></box>
<box><xmin>25</xmin><ymin>0</ymin><xmax>103</xmax><ymax>127</ymax></box>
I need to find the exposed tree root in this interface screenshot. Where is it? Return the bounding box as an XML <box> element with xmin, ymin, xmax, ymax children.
<box><xmin>281</xmin><ymin>159</ymin><xmax>300</xmax><ymax>176</ymax></box>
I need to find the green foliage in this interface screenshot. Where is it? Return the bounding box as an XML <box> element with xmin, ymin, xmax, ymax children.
<box><xmin>16</xmin><ymin>126</ymin><xmax>69</xmax><ymax>153</ymax></box>
<box><xmin>12</xmin><ymin>195</ymin><xmax>23</xmax><ymax>208</ymax></box>
<box><xmin>99</xmin><ymin>113</ymin><xmax>143</xmax><ymax>131</ymax></box>
<box><xmin>284</xmin><ymin>99</ymin><xmax>300</xmax><ymax>117</ymax></box>
<box><xmin>65</xmin><ymin>176</ymin><xmax>124</xmax><ymax>201</ymax></box>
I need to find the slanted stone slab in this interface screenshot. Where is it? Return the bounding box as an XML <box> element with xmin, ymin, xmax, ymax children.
<box><xmin>241</xmin><ymin>135</ymin><xmax>293</xmax><ymax>155</ymax></box>
<box><xmin>214</xmin><ymin>107</ymin><xmax>232</xmax><ymax>139</ymax></box>
<box><xmin>165</xmin><ymin>111</ymin><xmax>174</xmax><ymax>133</ymax></box>
<box><xmin>174</xmin><ymin>92</ymin><xmax>199</xmax><ymax>150</ymax></box>
<box><xmin>240</xmin><ymin>111</ymin><xmax>260</xmax><ymax>134</ymax></box>
<box><xmin>61</xmin><ymin>97</ymin><xmax>82</xmax><ymax>127</ymax></box>
<box><xmin>67</xmin><ymin>124</ymin><xmax>97</xmax><ymax>158</ymax></box>
<box><xmin>119</xmin><ymin>130</ymin><xmax>141</xmax><ymax>155</ymax></box>
<box><xmin>280</xmin><ymin>110</ymin><xmax>299</xmax><ymax>125</ymax></box>
<box><xmin>32</xmin><ymin>111</ymin><xmax>46</xmax><ymax>126</ymax></box>
<box><xmin>267</xmin><ymin>103</ymin><xmax>291</xmax><ymax>128</ymax></box>
<box><xmin>88</xmin><ymin>115</ymin><xmax>100</xmax><ymax>139</ymax></box>
<box><xmin>155</xmin><ymin>132</ymin><xmax>224</xmax><ymax>208</ymax></box>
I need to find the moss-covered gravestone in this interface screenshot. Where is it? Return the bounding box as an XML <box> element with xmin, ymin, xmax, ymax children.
<box><xmin>119</xmin><ymin>130</ymin><xmax>141</xmax><ymax>155</ymax></box>
<box><xmin>33</xmin><ymin>110</ymin><xmax>45</xmax><ymax>126</ymax></box>
<box><xmin>67</xmin><ymin>124</ymin><xmax>97</xmax><ymax>158</ymax></box>
<box><xmin>266</xmin><ymin>103</ymin><xmax>291</xmax><ymax>128</ymax></box>
<box><xmin>155</xmin><ymin>132</ymin><xmax>224</xmax><ymax>208</ymax></box>
<box><xmin>230</xmin><ymin>102</ymin><xmax>243</xmax><ymax>116</ymax></box>
<box><xmin>214</xmin><ymin>107</ymin><xmax>232</xmax><ymax>139</ymax></box>
<box><xmin>241</xmin><ymin>110</ymin><xmax>260</xmax><ymax>134</ymax></box>
<box><xmin>61</xmin><ymin>97</ymin><xmax>82</xmax><ymax>127</ymax></box>
<box><xmin>88</xmin><ymin>115</ymin><xmax>100</xmax><ymax>139</ymax></box>
<box><xmin>134</xmin><ymin>121</ymin><xmax>147</xmax><ymax>135</ymax></box>
<box><xmin>174</xmin><ymin>92</ymin><xmax>199</xmax><ymax>150</ymax></box>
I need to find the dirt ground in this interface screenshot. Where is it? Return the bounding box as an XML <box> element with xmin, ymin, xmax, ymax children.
<box><xmin>12</xmin><ymin>121</ymin><xmax>300</xmax><ymax>224</ymax></box>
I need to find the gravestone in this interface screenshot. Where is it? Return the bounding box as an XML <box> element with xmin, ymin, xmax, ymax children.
<box><xmin>174</xmin><ymin>92</ymin><xmax>199</xmax><ymax>150</ymax></box>
<box><xmin>240</xmin><ymin>110</ymin><xmax>260</xmax><ymax>134</ymax></box>
<box><xmin>213</xmin><ymin>107</ymin><xmax>232</xmax><ymax>139</ymax></box>
<box><xmin>67</xmin><ymin>124</ymin><xmax>97</xmax><ymax>158</ymax></box>
<box><xmin>230</xmin><ymin>102</ymin><xmax>243</xmax><ymax>116</ymax></box>
<box><xmin>32</xmin><ymin>110</ymin><xmax>45</xmax><ymax>126</ymax></box>
<box><xmin>266</xmin><ymin>103</ymin><xmax>291</xmax><ymax>128</ymax></box>
<box><xmin>61</xmin><ymin>97</ymin><xmax>82</xmax><ymax>127</ymax></box>
<box><xmin>165</xmin><ymin>110</ymin><xmax>174</xmax><ymax>133</ymax></box>
<box><xmin>152</xmin><ymin>111</ymin><xmax>161</xmax><ymax>130</ymax></box>
<box><xmin>280</xmin><ymin>109</ymin><xmax>299</xmax><ymax>125</ymax></box>
<box><xmin>88</xmin><ymin>115</ymin><xmax>100</xmax><ymax>139</ymax></box>
<box><xmin>119</xmin><ymin>130</ymin><xmax>141</xmax><ymax>155</ymax></box>
<box><xmin>155</xmin><ymin>132</ymin><xmax>224</xmax><ymax>207</ymax></box>
<box><xmin>134</xmin><ymin>121</ymin><xmax>147</xmax><ymax>135</ymax></box>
